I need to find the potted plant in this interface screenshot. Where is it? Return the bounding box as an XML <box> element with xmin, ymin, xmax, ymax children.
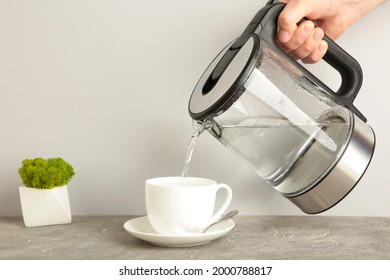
<box><xmin>18</xmin><ymin>157</ymin><xmax>75</xmax><ymax>227</ymax></box>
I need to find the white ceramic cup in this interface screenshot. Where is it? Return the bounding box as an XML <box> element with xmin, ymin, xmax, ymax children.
<box><xmin>145</xmin><ymin>177</ymin><xmax>232</xmax><ymax>235</ymax></box>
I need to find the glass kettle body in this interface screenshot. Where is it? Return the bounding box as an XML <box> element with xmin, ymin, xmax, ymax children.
<box><xmin>188</xmin><ymin>2</ymin><xmax>375</xmax><ymax>214</ymax></box>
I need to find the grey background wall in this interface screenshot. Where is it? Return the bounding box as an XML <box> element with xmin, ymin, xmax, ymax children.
<box><xmin>1</xmin><ymin>0</ymin><xmax>389</xmax><ymax>216</ymax></box>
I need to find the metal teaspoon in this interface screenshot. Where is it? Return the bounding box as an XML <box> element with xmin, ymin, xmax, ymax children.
<box><xmin>202</xmin><ymin>210</ymin><xmax>239</xmax><ymax>233</ymax></box>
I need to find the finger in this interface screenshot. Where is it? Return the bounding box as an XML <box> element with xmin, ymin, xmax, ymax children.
<box><xmin>277</xmin><ymin>0</ymin><xmax>315</xmax><ymax>43</ymax></box>
<box><xmin>317</xmin><ymin>20</ymin><xmax>345</xmax><ymax>41</ymax></box>
<box><xmin>301</xmin><ymin>40</ymin><xmax>328</xmax><ymax>64</ymax></box>
<box><xmin>277</xmin><ymin>20</ymin><xmax>314</xmax><ymax>53</ymax></box>
<box><xmin>288</xmin><ymin>27</ymin><xmax>324</xmax><ymax>60</ymax></box>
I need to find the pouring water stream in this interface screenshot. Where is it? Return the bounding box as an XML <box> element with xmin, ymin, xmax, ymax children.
<box><xmin>181</xmin><ymin>121</ymin><xmax>209</xmax><ymax>185</ymax></box>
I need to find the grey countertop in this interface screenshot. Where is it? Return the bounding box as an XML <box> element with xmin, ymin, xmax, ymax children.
<box><xmin>1</xmin><ymin>215</ymin><xmax>390</xmax><ymax>260</ymax></box>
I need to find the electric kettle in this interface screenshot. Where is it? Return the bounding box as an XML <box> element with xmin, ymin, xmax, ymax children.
<box><xmin>188</xmin><ymin>1</ymin><xmax>375</xmax><ymax>214</ymax></box>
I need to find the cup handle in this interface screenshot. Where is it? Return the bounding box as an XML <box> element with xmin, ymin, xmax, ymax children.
<box><xmin>208</xmin><ymin>183</ymin><xmax>233</xmax><ymax>225</ymax></box>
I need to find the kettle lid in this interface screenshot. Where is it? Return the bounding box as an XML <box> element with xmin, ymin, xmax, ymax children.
<box><xmin>189</xmin><ymin>36</ymin><xmax>259</xmax><ymax>120</ymax></box>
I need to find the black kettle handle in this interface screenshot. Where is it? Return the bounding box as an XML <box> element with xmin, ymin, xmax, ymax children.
<box><xmin>257</xmin><ymin>3</ymin><xmax>366</xmax><ymax>121</ymax></box>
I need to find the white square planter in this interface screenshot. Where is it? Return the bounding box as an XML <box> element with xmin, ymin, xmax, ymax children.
<box><xmin>19</xmin><ymin>185</ymin><xmax>72</xmax><ymax>227</ymax></box>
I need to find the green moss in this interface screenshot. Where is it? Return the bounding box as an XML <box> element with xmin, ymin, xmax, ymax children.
<box><xmin>18</xmin><ymin>158</ymin><xmax>75</xmax><ymax>189</ymax></box>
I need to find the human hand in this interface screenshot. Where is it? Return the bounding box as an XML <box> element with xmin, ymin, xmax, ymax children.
<box><xmin>276</xmin><ymin>0</ymin><xmax>361</xmax><ymax>63</ymax></box>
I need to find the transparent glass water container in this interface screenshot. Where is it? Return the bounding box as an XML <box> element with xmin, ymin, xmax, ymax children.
<box><xmin>188</xmin><ymin>3</ymin><xmax>375</xmax><ymax>214</ymax></box>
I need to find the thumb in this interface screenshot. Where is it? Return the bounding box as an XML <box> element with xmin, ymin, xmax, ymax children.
<box><xmin>277</xmin><ymin>1</ymin><xmax>316</xmax><ymax>43</ymax></box>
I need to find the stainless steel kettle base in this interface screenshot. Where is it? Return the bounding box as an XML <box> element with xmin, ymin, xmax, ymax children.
<box><xmin>286</xmin><ymin>115</ymin><xmax>375</xmax><ymax>214</ymax></box>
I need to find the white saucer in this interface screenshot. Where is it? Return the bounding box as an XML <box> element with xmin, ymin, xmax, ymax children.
<box><xmin>124</xmin><ymin>216</ymin><xmax>235</xmax><ymax>247</ymax></box>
